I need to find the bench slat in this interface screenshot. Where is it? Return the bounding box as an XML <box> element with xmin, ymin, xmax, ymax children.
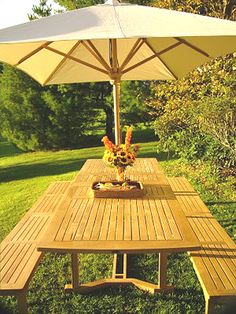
<box><xmin>0</xmin><ymin>181</ymin><xmax>70</xmax><ymax>293</ymax></box>
<box><xmin>8</xmin><ymin>244</ymin><xmax>36</xmax><ymax>285</ymax></box>
<box><xmin>168</xmin><ymin>176</ymin><xmax>236</xmax><ymax>309</ymax></box>
<box><xmin>2</xmin><ymin>243</ymin><xmax>32</xmax><ymax>284</ymax></box>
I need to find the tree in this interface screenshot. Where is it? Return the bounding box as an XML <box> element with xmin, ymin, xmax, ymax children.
<box><xmin>54</xmin><ymin>0</ymin><xmax>154</xmax><ymax>9</ymax></box>
<box><xmin>147</xmin><ymin>0</ymin><xmax>236</xmax><ymax>168</ymax></box>
<box><xmin>121</xmin><ymin>81</ymin><xmax>152</xmax><ymax>126</ymax></box>
<box><xmin>0</xmin><ymin>0</ymin><xmax>153</xmax><ymax>150</ymax></box>
<box><xmin>42</xmin><ymin>83</ymin><xmax>100</xmax><ymax>148</ymax></box>
<box><xmin>54</xmin><ymin>0</ymin><xmax>100</xmax><ymax>9</ymax></box>
<box><xmin>150</xmin><ymin>58</ymin><xmax>236</xmax><ymax>166</ymax></box>
<box><xmin>152</xmin><ymin>0</ymin><xmax>236</xmax><ymax>19</ymax></box>
<box><xmin>0</xmin><ymin>67</ymin><xmax>103</xmax><ymax>150</ymax></box>
<box><xmin>28</xmin><ymin>0</ymin><xmax>52</xmax><ymax>20</ymax></box>
<box><xmin>0</xmin><ymin>0</ymin><xmax>102</xmax><ymax>150</ymax></box>
<box><xmin>224</xmin><ymin>0</ymin><xmax>236</xmax><ymax>19</ymax></box>
<box><xmin>0</xmin><ymin>66</ymin><xmax>51</xmax><ymax>150</ymax></box>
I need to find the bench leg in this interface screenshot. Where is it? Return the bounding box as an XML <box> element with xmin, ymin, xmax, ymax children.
<box><xmin>17</xmin><ymin>291</ymin><xmax>28</xmax><ymax>314</ymax></box>
<box><xmin>205</xmin><ymin>297</ymin><xmax>214</xmax><ymax>314</ymax></box>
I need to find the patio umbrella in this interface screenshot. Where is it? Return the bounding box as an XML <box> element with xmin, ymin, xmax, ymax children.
<box><xmin>0</xmin><ymin>0</ymin><xmax>236</xmax><ymax>144</ymax></box>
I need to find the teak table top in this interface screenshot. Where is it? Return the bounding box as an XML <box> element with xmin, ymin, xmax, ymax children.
<box><xmin>38</xmin><ymin>159</ymin><xmax>200</xmax><ymax>254</ymax></box>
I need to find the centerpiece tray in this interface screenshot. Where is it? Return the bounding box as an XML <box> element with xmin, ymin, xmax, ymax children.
<box><xmin>91</xmin><ymin>181</ymin><xmax>144</xmax><ymax>199</ymax></box>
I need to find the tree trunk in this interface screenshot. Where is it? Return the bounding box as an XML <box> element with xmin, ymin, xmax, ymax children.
<box><xmin>224</xmin><ymin>0</ymin><xmax>236</xmax><ymax>19</ymax></box>
<box><xmin>105</xmin><ymin>105</ymin><xmax>114</xmax><ymax>139</ymax></box>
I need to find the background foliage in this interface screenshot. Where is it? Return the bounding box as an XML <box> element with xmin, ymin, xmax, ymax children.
<box><xmin>147</xmin><ymin>0</ymin><xmax>236</xmax><ymax>170</ymax></box>
<box><xmin>0</xmin><ymin>0</ymin><xmax>153</xmax><ymax>151</ymax></box>
<box><xmin>0</xmin><ymin>0</ymin><xmax>235</xmax><ymax>171</ymax></box>
<box><xmin>0</xmin><ymin>1</ymin><xmax>235</xmax><ymax>313</ymax></box>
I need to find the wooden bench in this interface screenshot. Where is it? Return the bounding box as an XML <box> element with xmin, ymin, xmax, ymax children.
<box><xmin>168</xmin><ymin>177</ymin><xmax>236</xmax><ymax>314</ymax></box>
<box><xmin>0</xmin><ymin>181</ymin><xmax>70</xmax><ymax>314</ymax></box>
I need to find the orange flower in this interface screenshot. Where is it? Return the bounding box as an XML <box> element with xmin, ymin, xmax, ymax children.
<box><xmin>101</xmin><ymin>136</ymin><xmax>114</xmax><ymax>151</ymax></box>
<box><xmin>102</xmin><ymin>128</ymin><xmax>140</xmax><ymax>169</ymax></box>
<box><xmin>125</xmin><ymin>126</ymin><xmax>132</xmax><ymax>149</ymax></box>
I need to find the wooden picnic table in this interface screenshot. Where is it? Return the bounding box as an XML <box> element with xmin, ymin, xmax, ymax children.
<box><xmin>38</xmin><ymin>158</ymin><xmax>200</xmax><ymax>294</ymax></box>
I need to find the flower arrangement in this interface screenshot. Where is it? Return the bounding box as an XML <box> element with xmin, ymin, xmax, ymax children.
<box><xmin>101</xmin><ymin>127</ymin><xmax>140</xmax><ymax>181</ymax></box>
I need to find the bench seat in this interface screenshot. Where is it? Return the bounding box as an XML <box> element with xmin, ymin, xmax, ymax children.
<box><xmin>168</xmin><ymin>177</ymin><xmax>236</xmax><ymax>314</ymax></box>
<box><xmin>0</xmin><ymin>181</ymin><xmax>70</xmax><ymax>313</ymax></box>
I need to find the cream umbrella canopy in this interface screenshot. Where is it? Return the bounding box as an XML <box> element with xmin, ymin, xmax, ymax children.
<box><xmin>0</xmin><ymin>0</ymin><xmax>236</xmax><ymax>144</ymax></box>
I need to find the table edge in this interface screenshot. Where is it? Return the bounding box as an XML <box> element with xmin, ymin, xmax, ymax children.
<box><xmin>38</xmin><ymin>240</ymin><xmax>201</xmax><ymax>254</ymax></box>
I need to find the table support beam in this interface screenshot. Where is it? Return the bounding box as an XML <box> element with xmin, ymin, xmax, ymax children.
<box><xmin>17</xmin><ymin>291</ymin><xmax>27</xmax><ymax>314</ymax></box>
<box><xmin>112</xmin><ymin>253</ymin><xmax>127</xmax><ymax>279</ymax></box>
<box><xmin>65</xmin><ymin>253</ymin><xmax>174</xmax><ymax>294</ymax></box>
<box><xmin>71</xmin><ymin>253</ymin><xmax>79</xmax><ymax>291</ymax></box>
<box><xmin>158</xmin><ymin>252</ymin><xmax>168</xmax><ymax>288</ymax></box>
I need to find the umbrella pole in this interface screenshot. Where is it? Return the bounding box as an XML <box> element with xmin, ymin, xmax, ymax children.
<box><xmin>112</xmin><ymin>79</ymin><xmax>121</xmax><ymax>145</ymax></box>
<box><xmin>110</xmin><ymin>39</ymin><xmax>121</xmax><ymax>145</ymax></box>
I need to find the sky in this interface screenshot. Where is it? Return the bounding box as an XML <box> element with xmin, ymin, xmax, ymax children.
<box><xmin>0</xmin><ymin>0</ymin><xmax>62</xmax><ymax>29</ymax></box>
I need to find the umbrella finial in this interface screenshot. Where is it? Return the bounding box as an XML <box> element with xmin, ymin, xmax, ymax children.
<box><xmin>104</xmin><ymin>0</ymin><xmax>122</xmax><ymax>6</ymax></box>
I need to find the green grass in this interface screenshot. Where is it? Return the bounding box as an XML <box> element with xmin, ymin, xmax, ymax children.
<box><xmin>0</xmin><ymin>138</ymin><xmax>235</xmax><ymax>314</ymax></box>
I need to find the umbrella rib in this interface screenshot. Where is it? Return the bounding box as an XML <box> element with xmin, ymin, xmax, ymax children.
<box><xmin>122</xmin><ymin>41</ymin><xmax>181</xmax><ymax>77</ymax></box>
<box><xmin>143</xmin><ymin>39</ymin><xmax>178</xmax><ymax>80</ymax></box>
<box><xmin>15</xmin><ymin>42</ymin><xmax>53</xmax><ymax>66</ymax></box>
<box><xmin>83</xmin><ymin>40</ymin><xmax>111</xmax><ymax>72</ymax></box>
<box><xmin>121</xmin><ymin>54</ymin><xmax>157</xmax><ymax>74</ymax></box>
<box><xmin>120</xmin><ymin>39</ymin><xmax>144</xmax><ymax>71</ymax></box>
<box><xmin>45</xmin><ymin>46</ymin><xmax>109</xmax><ymax>74</ymax></box>
<box><xmin>43</xmin><ymin>41</ymin><xmax>82</xmax><ymax>85</ymax></box>
<box><xmin>174</xmin><ymin>37</ymin><xmax>211</xmax><ymax>58</ymax></box>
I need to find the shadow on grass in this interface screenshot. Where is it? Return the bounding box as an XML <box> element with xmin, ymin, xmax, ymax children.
<box><xmin>206</xmin><ymin>201</ymin><xmax>236</xmax><ymax>206</ymax></box>
<box><xmin>0</xmin><ymin>302</ymin><xmax>14</xmax><ymax>314</ymax></box>
<box><xmin>0</xmin><ymin>152</ymin><xmax>177</xmax><ymax>183</ymax></box>
<box><xmin>0</xmin><ymin>159</ymin><xmax>87</xmax><ymax>183</ymax></box>
<box><xmin>0</xmin><ymin>152</ymin><xmax>175</xmax><ymax>183</ymax></box>
<box><xmin>218</xmin><ymin>218</ymin><xmax>236</xmax><ymax>226</ymax></box>
<box><xmin>0</xmin><ymin>136</ymin><xmax>176</xmax><ymax>183</ymax></box>
<box><xmin>0</xmin><ymin>140</ymin><xmax>23</xmax><ymax>158</ymax></box>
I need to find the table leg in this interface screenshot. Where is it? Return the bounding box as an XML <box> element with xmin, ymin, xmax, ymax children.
<box><xmin>123</xmin><ymin>253</ymin><xmax>127</xmax><ymax>279</ymax></box>
<box><xmin>158</xmin><ymin>252</ymin><xmax>167</xmax><ymax>288</ymax></box>
<box><xmin>71</xmin><ymin>253</ymin><xmax>79</xmax><ymax>291</ymax></box>
<box><xmin>112</xmin><ymin>253</ymin><xmax>118</xmax><ymax>279</ymax></box>
<box><xmin>65</xmin><ymin>252</ymin><xmax>173</xmax><ymax>294</ymax></box>
<box><xmin>17</xmin><ymin>291</ymin><xmax>27</xmax><ymax>314</ymax></box>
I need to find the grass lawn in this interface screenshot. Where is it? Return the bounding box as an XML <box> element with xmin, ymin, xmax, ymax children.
<box><xmin>0</xmin><ymin>138</ymin><xmax>235</xmax><ymax>314</ymax></box>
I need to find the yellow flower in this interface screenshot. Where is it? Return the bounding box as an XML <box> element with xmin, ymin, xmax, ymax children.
<box><xmin>102</xmin><ymin>131</ymin><xmax>139</xmax><ymax>168</ymax></box>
